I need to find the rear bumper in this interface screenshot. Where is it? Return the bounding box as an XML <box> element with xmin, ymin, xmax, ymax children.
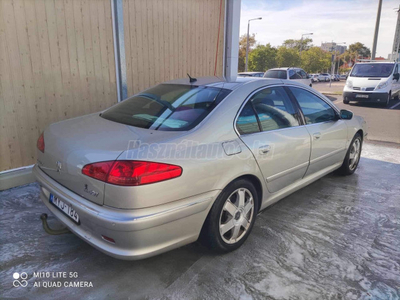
<box><xmin>343</xmin><ymin>91</ymin><xmax>388</xmax><ymax>103</ymax></box>
<box><xmin>33</xmin><ymin>164</ymin><xmax>217</xmax><ymax>260</ymax></box>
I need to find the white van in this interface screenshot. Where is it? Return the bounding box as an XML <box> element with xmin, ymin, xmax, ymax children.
<box><xmin>343</xmin><ymin>61</ymin><xmax>400</xmax><ymax>107</ymax></box>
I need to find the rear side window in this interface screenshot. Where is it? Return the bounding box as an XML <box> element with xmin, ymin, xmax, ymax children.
<box><xmin>236</xmin><ymin>102</ymin><xmax>260</xmax><ymax>135</ymax></box>
<box><xmin>264</xmin><ymin>70</ymin><xmax>287</xmax><ymax>79</ymax></box>
<box><xmin>101</xmin><ymin>84</ymin><xmax>231</xmax><ymax>131</ymax></box>
<box><xmin>289</xmin><ymin>87</ymin><xmax>337</xmax><ymax>124</ymax></box>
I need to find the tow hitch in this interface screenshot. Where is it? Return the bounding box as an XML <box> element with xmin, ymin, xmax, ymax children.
<box><xmin>40</xmin><ymin>213</ymin><xmax>71</xmax><ymax>235</ymax></box>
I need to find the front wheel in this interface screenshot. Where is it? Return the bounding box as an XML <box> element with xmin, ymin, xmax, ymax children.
<box><xmin>338</xmin><ymin>133</ymin><xmax>362</xmax><ymax>175</ymax></box>
<box><xmin>381</xmin><ymin>93</ymin><xmax>390</xmax><ymax>107</ymax></box>
<box><xmin>343</xmin><ymin>98</ymin><xmax>350</xmax><ymax>104</ymax></box>
<box><xmin>199</xmin><ymin>179</ymin><xmax>259</xmax><ymax>253</ymax></box>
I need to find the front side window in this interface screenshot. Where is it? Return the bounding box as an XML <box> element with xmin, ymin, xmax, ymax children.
<box><xmin>101</xmin><ymin>84</ymin><xmax>230</xmax><ymax>131</ymax></box>
<box><xmin>299</xmin><ymin>70</ymin><xmax>307</xmax><ymax>79</ymax></box>
<box><xmin>289</xmin><ymin>87</ymin><xmax>337</xmax><ymax>124</ymax></box>
<box><xmin>250</xmin><ymin>87</ymin><xmax>300</xmax><ymax>132</ymax></box>
<box><xmin>289</xmin><ymin>70</ymin><xmax>301</xmax><ymax>79</ymax></box>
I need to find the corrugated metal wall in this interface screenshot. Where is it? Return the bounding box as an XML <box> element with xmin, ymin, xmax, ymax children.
<box><xmin>123</xmin><ymin>0</ymin><xmax>225</xmax><ymax>95</ymax></box>
<box><xmin>0</xmin><ymin>0</ymin><xmax>225</xmax><ymax>172</ymax></box>
<box><xmin>0</xmin><ymin>0</ymin><xmax>117</xmax><ymax>172</ymax></box>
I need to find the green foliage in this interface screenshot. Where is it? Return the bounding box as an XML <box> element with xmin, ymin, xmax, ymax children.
<box><xmin>238</xmin><ymin>34</ymin><xmax>256</xmax><ymax>72</ymax></box>
<box><xmin>237</xmin><ymin>35</ymin><xmax>369</xmax><ymax>75</ymax></box>
<box><xmin>282</xmin><ymin>38</ymin><xmax>313</xmax><ymax>52</ymax></box>
<box><xmin>276</xmin><ymin>47</ymin><xmax>301</xmax><ymax>68</ymax></box>
<box><xmin>248</xmin><ymin>44</ymin><xmax>277</xmax><ymax>72</ymax></box>
<box><xmin>348</xmin><ymin>42</ymin><xmax>371</xmax><ymax>58</ymax></box>
<box><xmin>300</xmin><ymin>47</ymin><xmax>331</xmax><ymax>73</ymax></box>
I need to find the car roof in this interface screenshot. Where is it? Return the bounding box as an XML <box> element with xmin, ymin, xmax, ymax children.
<box><xmin>164</xmin><ymin>76</ymin><xmax>285</xmax><ymax>90</ymax></box>
<box><xmin>267</xmin><ymin>67</ymin><xmax>300</xmax><ymax>71</ymax></box>
<box><xmin>355</xmin><ymin>61</ymin><xmax>395</xmax><ymax>64</ymax></box>
<box><xmin>238</xmin><ymin>72</ymin><xmax>264</xmax><ymax>75</ymax></box>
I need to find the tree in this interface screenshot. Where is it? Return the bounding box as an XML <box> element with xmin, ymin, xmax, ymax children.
<box><xmin>238</xmin><ymin>34</ymin><xmax>256</xmax><ymax>72</ymax></box>
<box><xmin>248</xmin><ymin>44</ymin><xmax>277</xmax><ymax>72</ymax></box>
<box><xmin>283</xmin><ymin>38</ymin><xmax>313</xmax><ymax>52</ymax></box>
<box><xmin>348</xmin><ymin>42</ymin><xmax>371</xmax><ymax>59</ymax></box>
<box><xmin>276</xmin><ymin>46</ymin><xmax>301</xmax><ymax>68</ymax></box>
<box><xmin>300</xmin><ymin>47</ymin><xmax>331</xmax><ymax>73</ymax></box>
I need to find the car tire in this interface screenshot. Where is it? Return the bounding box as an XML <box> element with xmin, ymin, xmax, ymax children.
<box><xmin>338</xmin><ymin>133</ymin><xmax>362</xmax><ymax>175</ymax></box>
<box><xmin>343</xmin><ymin>98</ymin><xmax>350</xmax><ymax>104</ymax></box>
<box><xmin>381</xmin><ymin>93</ymin><xmax>390</xmax><ymax>107</ymax></box>
<box><xmin>199</xmin><ymin>179</ymin><xmax>259</xmax><ymax>253</ymax></box>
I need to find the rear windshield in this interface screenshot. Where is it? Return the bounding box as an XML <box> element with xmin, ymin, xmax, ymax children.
<box><xmin>350</xmin><ymin>63</ymin><xmax>394</xmax><ymax>78</ymax></box>
<box><xmin>101</xmin><ymin>84</ymin><xmax>231</xmax><ymax>131</ymax></box>
<box><xmin>263</xmin><ymin>70</ymin><xmax>287</xmax><ymax>79</ymax></box>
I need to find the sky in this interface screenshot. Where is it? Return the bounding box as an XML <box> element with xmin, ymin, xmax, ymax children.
<box><xmin>240</xmin><ymin>0</ymin><xmax>399</xmax><ymax>58</ymax></box>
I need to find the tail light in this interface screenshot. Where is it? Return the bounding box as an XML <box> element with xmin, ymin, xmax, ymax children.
<box><xmin>82</xmin><ymin>161</ymin><xmax>182</xmax><ymax>186</ymax></box>
<box><xmin>37</xmin><ymin>132</ymin><xmax>45</xmax><ymax>153</ymax></box>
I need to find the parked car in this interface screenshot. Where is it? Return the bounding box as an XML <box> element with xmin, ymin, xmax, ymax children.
<box><xmin>335</xmin><ymin>74</ymin><xmax>340</xmax><ymax>81</ymax></box>
<box><xmin>264</xmin><ymin>67</ymin><xmax>312</xmax><ymax>87</ymax></box>
<box><xmin>343</xmin><ymin>61</ymin><xmax>400</xmax><ymax>106</ymax></box>
<box><xmin>310</xmin><ymin>74</ymin><xmax>319</xmax><ymax>83</ymax></box>
<box><xmin>318</xmin><ymin>73</ymin><xmax>331</xmax><ymax>82</ymax></box>
<box><xmin>34</xmin><ymin>76</ymin><xmax>366</xmax><ymax>260</ymax></box>
<box><xmin>238</xmin><ymin>72</ymin><xmax>265</xmax><ymax>77</ymax></box>
<box><xmin>340</xmin><ymin>74</ymin><xmax>347</xmax><ymax>80</ymax></box>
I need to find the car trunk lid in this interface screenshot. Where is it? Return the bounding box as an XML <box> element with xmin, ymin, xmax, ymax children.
<box><xmin>37</xmin><ymin>113</ymin><xmax>181</xmax><ymax>205</ymax></box>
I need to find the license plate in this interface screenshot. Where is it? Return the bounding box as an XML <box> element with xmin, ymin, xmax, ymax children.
<box><xmin>356</xmin><ymin>94</ymin><xmax>369</xmax><ymax>98</ymax></box>
<box><xmin>49</xmin><ymin>194</ymin><xmax>80</xmax><ymax>224</ymax></box>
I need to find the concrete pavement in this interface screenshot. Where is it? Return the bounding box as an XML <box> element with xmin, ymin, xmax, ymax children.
<box><xmin>1</xmin><ymin>142</ymin><xmax>400</xmax><ymax>299</ymax></box>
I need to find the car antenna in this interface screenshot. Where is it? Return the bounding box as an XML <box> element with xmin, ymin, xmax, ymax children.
<box><xmin>187</xmin><ymin>73</ymin><xmax>197</xmax><ymax>83</ymax></box>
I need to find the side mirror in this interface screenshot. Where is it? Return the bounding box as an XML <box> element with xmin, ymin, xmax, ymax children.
<box><xmin>340</xmin><ymin>109</ymin><xmax>353</xmax><ymax>120</ymax></box>
<box><xmin>393</xmin><ymin>73</ymin><xmax>399</xmax><ymax>81</ymax></box>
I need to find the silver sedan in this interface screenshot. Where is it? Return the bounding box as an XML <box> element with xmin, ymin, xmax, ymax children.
<box><xmin>34</xmin><ymin>76</ymin><xmax>367</xmax><ymax>260</ymax></box>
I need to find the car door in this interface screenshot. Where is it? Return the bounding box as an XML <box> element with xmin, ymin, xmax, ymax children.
<box><xmin>299</xmin><ymin>69</ymin><xmax>310</xmax><ymax>86</ymax></box>
<box><xmin>392</xmin><ymin>63</ymin><xmax>400</xmax><ymax>96</ymax></box>
<box><xmin>236</xmin><ymin>86</ymin><xmax>311</xmax><ymax>193</ymax></box>
<box><xmin>288</xmin><ymin>87</ymin><xmax>348</xmax><ymax>176</ymax></box>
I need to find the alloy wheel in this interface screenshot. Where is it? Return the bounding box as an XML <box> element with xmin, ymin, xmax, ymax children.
<box><xmin>349</xmin><ymin>138</ymin><xmax>361</xmax><ymax>171</ymax></box>
<box><xmin>219</xmin><ymin>188</ymin><xmax>254</xmax><ymax>244</ymax></box>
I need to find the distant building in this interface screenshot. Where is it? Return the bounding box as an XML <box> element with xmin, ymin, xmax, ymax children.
<box><xmin>320</xmin><ymin>42</ymin><xmax>347</xmax><ymax>54</ymax></box>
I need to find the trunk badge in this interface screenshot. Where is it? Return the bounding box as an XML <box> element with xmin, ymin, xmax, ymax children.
<box><xmin>56</xmin><ymin>161</ymin><xmax>62</xmax><ymax>172</ymax></box>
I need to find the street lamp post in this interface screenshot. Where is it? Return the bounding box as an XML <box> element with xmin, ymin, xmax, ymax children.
<box><xmin>299</xmin><ymin>33</ymin><xmax>313</xmax><ymax>56</ymax></box>
<box><xmin>245</xmin><ymin>17</ymin><xmax>262</xmax><ymax>72</ymax></box>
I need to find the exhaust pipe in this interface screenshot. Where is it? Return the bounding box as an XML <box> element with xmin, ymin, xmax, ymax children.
<box><xmin>40</xmin><ymin>213</ymin><xmax>71</xmax><ymax>235</ymax></box>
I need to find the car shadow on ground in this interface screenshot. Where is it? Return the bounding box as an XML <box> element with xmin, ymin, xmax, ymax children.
<box><xmin>348</xmin><ymin>100</ymin><xmax>400</xmax><ymax>110</ymax></box>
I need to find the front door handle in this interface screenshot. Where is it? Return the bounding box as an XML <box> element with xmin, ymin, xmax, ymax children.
<box><xmin>259</xmin><ymin>145</ymin><xmax>271</xmax><ymax>154</ymax></box>
<box><xmin>313</xmin><ymin>132</ymin><xmax>321</xmax><ymax>140</ymax></box>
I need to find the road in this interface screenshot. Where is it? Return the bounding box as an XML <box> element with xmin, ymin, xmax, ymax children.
<box><xmin>313</xmin><ymin>81</ymin><xmax>400</xmax><ymax>144</ymax></box>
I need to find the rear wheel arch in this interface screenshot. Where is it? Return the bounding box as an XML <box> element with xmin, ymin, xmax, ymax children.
<box><xmin>233</xmin><ymin>174</ymin><xmax>263</xmax><ymax>212</ymax></box>
<box><xmin>356</xmin><ymin>129</ymin><xmax>364</xmax><ymax>141</ymax></box>
<box><xmin>199</xmin><ymin>175</ymin><xmax>262</xmax><ymax>251</ymax></box>
<box><xmin>199</xmin><ymin>174</ymin><xmax>263</xmax><ymax>233</ymax></box>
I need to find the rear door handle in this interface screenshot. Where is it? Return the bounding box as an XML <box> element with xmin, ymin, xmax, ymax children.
<box><xmin>313</xmin><ymin>132</ymin><xmax>321</xmax><ymax>140</ymax></box>
<box><xmin>259</xmin><ymin>145</ymin><xmax>271</xmax><ymax>154</ymax></box>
